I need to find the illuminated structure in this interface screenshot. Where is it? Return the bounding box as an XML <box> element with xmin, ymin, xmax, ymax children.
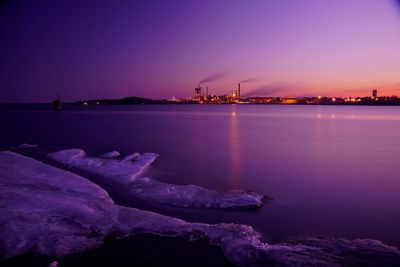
<box><xmin>231</xmin><ymin>90</ymin><xmax>237</xmax><ymax>98</ymax></box>
<box><xmin>281</xmin><ymin>98</ymin><xmax>298</xmax><ymax>104</ymax></box>
<box><xmin>194</xmin><ymin>84</ymin><xmax>202</xmax><ymax>99</ymax></box>
<box><xmin>372</xmin><ymin>89</ymin><xmax>378</xmax><ymax>98</ymax></box>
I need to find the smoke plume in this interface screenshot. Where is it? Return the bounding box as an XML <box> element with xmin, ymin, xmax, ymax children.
<box><xmin>244</xmin><ymin>83</ymin><xmax>293</xmax><ymax>97</ymax></box>
<box><xmin>240</xmin><ymin>77</ymin><xmax>259</xmax><ymax>83</ymax></box>
<box><xmin>200</xmin><ymin>72</ymin><xmax>227</xmax><ymax>83</ymax></box>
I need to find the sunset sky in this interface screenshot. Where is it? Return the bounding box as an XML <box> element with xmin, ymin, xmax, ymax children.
<box><xmin>1</xmin><ymin>0</ymin><xmax>400</xmax><ymax>102</ymax></box>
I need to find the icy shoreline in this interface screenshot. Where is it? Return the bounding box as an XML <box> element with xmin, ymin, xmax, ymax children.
<box><xmin>1</xmin><ymin>151</ymin><xmax>399</xmax><ymax>266</ymax></box>
<box><xmin>48</xmin><ymin>149</ymin><xmax>265</xmax><ymax>209</ymax></box>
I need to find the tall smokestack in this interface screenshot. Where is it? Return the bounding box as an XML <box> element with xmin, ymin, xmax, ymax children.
<box><xmin>238</xmin><ymin>83</ymin><xmax>241</xmax><ymax>97</ymax></box>
<box><xmin>199</xmin><ymin>83</ymin><xmax>202</xmax><ymax>96</ymax></box>
<box><xmin>195</xmin><ymin>83</ymin><xmax>202</xmax><ymax>98</ymax></box>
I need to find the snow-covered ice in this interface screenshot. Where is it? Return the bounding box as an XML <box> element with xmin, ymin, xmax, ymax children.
<box><xmin>48</xmin><ymin>149</ymin><xmax>265</xmax><ymax>209</ymax></box>
<box><xmin>0</xmin><ymin>151</ymin><xmax>117</xmax><ymax>259</ymax></box>
<box><xmin>130</xmin><ymin>177</ymin><xmax>265</xmax><ymax>209</ymax></box>
<box><xmin>49</xmin><ymin>149</ymin><xmax>157</xmax><ymax>183</ymax></box>
<box><xmin>1</xmin><ymin>151</ymin><xmax>399</xmax><ymax>266</ymax></box>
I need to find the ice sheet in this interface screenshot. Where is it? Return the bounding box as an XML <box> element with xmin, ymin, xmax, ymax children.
<box><xmin>48</xmin><ymin>149</ymin><xmax>265</xmax><ymax>209</ymax></box>
<box><xmin>1</xmin><ymin>151</ymin><xmax>399</xmax><ymax>267</ymax></box>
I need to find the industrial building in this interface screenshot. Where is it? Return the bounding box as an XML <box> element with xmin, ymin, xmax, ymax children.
<box><xmin>372</xmin><ymin>89</ymin><xmax>378</xmax><ymax>98</ymax></box>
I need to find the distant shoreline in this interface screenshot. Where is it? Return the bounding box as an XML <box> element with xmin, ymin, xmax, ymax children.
<box><xmin>63</xmin><ymin>95</ymin><xmax>400</xmax><ymax>106</ymax></box>
<box><xmin>3</xmin><ymin>95</ymin><xmax>400</xmax><ymax>106</ymax></box>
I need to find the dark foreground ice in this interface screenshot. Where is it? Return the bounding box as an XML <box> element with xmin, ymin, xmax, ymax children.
<box><xmin>1</xmin><ymin>151</ymin><xmax>399</xmax><ymax>266</ymax></box>
<box><xmin>48</xmin><ymin>149</ymin><xmax>265</xmax><ymax>209</ymax></box>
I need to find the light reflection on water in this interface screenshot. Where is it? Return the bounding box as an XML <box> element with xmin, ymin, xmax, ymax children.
<box><xmin>229</xmin><ymin>106</ymin><xmax>241</xmax><ymax>188</ymax></box>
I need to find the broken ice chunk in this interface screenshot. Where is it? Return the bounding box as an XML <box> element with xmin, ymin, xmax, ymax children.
<box><xmin>48</xmin><ymin>149</ymin><xmax>264</xmax><ymax>209</ymax></box>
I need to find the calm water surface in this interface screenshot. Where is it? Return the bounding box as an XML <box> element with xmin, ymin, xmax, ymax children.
<box><xmin>1</xmin><ymin>104</ymin><xmax>400</xmax><ymax>247</ymax></box>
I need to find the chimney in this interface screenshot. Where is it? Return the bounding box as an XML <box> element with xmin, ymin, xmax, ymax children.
<box><xmin>238</xmin><ymin>83</ymin><xmax>241</xmax><ymax>97</ymax></box>
<box><xmin>199</xmin><ymin>83</ymin><xmax>202</xmax><ymax>96</ymax></box>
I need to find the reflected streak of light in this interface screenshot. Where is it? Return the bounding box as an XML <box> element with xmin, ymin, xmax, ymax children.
<box><xmin>229</xmin><ymin>106</ymin><xmax>242</xmax><ymax>188</ymax></box>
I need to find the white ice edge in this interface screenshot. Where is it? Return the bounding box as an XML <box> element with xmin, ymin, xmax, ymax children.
<box><xmin>1</xmin><ymin>151</ymin><xmax>399</xmax><ymax>267</ymax></box>
<box><xmin>48</xmin><ymin>149</ymin><xmax>265</xmax><ymax>209</ymax></box>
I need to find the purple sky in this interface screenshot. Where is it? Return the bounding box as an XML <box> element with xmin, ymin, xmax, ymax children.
<box><xmin>1</xmin><ymin>0</ymin><xmax>400</xmax><ymax>102</ymax></box>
